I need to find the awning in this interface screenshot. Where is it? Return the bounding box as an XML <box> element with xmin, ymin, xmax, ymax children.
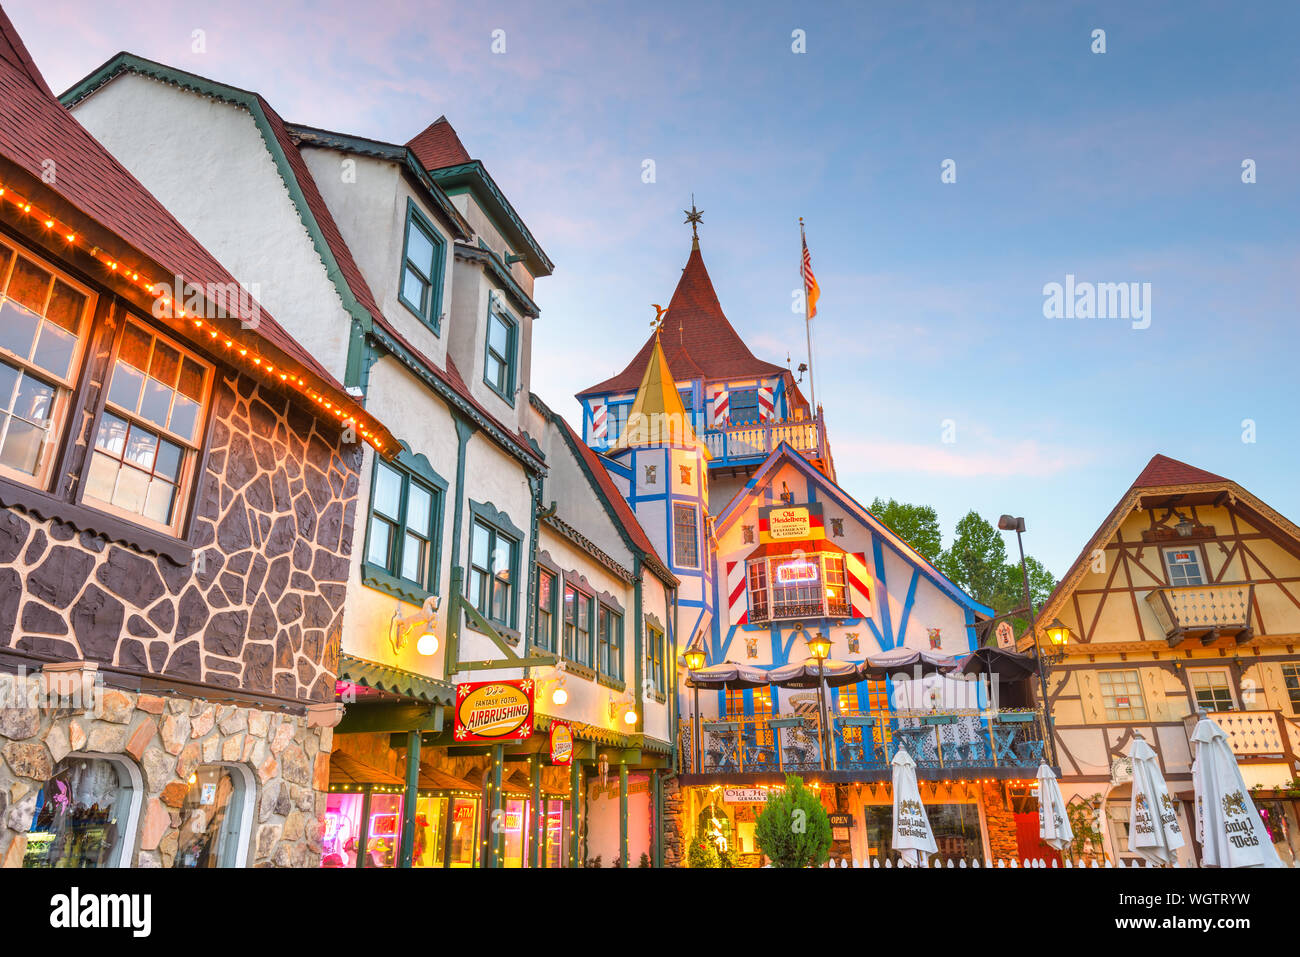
<box><xmin>767</xmin><ymin>658</ymin><xmax>861</xmax><ymax>689</ymax></box>
<box><xmin>338</xmin><ymin>653</ymin><xmax>456</xmax><ymax>705</ymax></box>
<box><xmin>858</xmin><ymin>647</ymin><xmax>956</xmax><ymax>680</ymax></box>
<box><xmin>950</xmin><ymin>646</ymin><xmax>1039</xmax><ymax>679</ymax></box>
<box><xmin>742</xmin><ymin>539</ymin><xmax>849</xmax><ymax>561</ymax></box>
<box><xmin>329</xmin><ymin>751</ymin><xmax>405</xmax><ymax>787</ymax></box>
<box><xmin>418</xmin><ymin>762</ymin><xmax>482</xmax><ymax>794</ymax></box>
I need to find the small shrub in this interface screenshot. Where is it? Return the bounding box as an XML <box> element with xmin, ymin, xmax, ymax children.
<box><xmin>754</xmin><ymin>774</ymin><xmax>832</xmax><ymax>868</ymax></box>
<box><xmin>687</xmin><ymin>834</ymin><xmax>720</xmax><ymax>868</ymax></box>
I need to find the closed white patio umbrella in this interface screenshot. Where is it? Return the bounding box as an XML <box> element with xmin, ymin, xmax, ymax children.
<box><xmin>1191</xmin><ymin>714</ymin><xmax>1285</xmax><ymax>868</ymax></box>
<box><xmin>1127</xmin><ymin>732</ymin><xmax>1185</xmax><ymax>866</ymax></box>
<box><xmin>1036</xmin><ymin>763</ymin><xmax>1074</xmax><ymax>852</ymax></box>
<box><xmin>890</xmin><ymin>748</ymin><xmax>937</xmax><ymax>867</ymax></box>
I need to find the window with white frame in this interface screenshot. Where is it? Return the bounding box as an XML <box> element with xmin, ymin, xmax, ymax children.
<box><xmin>673</xmin><ymin>503</ymin><xmax>699</xmax><ymax>568</ymax></box>
<box><xmin>0</xmin><ymin>240</ymin><xmax>94</xmax><ymax>487</ymax></box>
<box><xmin>23</xmin><ymin>756</ymin><xmax>140</xmax><ymax>868</ymax></box>
<box><xmin>1164</xmin><ymin>547</ymin><xmax>1204</xmax><ymax>587</ymax></box>
<box><xmin>84</xmin><ymin>319</ymin><xmax>212</xmax><ymax>534</ymax></box>
<box><xmin>746</xmin><ymin>551</ymin><xmax>850</xmax><ymax>622</ymax></box>
<box><xmin>1189</xmin><ymin>669</ymin><xmax>1235</xmax><ymax>712</ymax></box>
<box><xmin>1098</xmin><ymin>669</ymin><xmax>1147</xmax><ymax>721</ymax></box>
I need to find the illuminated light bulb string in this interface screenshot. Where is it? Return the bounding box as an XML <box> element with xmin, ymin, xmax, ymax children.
<box><xmin>0</xmin><ymin>181</ymin><xmax>387</xmax><ymax>456</ymax></box>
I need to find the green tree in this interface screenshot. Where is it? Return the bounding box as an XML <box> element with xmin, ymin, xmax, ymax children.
<box><xmin>869</xmin><ymin>498</ymin><xmax>943</xmax><ymax>563</ymax></box>
<box><xmin>992</xmin><ymin>555</ymin><xmax>1056</xmax><ymax>638</ymax></box>
<box><xmin>754</xmin><ymin>775</ymin><xmax>832</xmax><ymax>868</ymax></box>
<box><xmin>936</xmin><ymin>511</ymin><xmax>1008</xmax><ymax>606</ymax></box>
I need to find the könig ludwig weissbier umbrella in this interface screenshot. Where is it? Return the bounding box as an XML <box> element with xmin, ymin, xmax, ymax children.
<box><xmin>1191</xmin><ymin>714</ymin><xmax>1284</xmax><ymax>868</ymax></box>
<box><xmin>1036</xmin><ymin>762</ymin><xmax>1074</xmax><ymax>851</ymax></box>
<box><xmin>891</xmin><ymin>748</ymin><xmax>937</xmax><ymax>867</ymax></box>
<box><xmin>1127</xmin><ymin>732</ymin><xmax>1185</xmax><ymax>865</ymax></box>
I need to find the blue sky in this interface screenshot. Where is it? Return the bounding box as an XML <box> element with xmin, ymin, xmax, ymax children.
<box><xmin>13</xmin><ymin>0</ymin><xmax>1299</xmax><ymax>574</ymax></box>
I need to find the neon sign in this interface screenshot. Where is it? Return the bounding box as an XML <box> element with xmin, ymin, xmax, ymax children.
<box><xmin>775</xmin><ymin>560</ymin><xmax>819</xmax><ymax>584</ymax></box>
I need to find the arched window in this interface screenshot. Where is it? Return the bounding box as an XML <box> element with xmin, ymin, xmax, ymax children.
<box><xmin>23</xmin><ymin>754</ymin><xmax>142</xmax><ymax>868</ymax></box>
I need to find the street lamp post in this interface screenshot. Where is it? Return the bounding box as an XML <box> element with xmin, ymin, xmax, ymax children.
<box><xmin>805</xmin><ymin>632</ymin><xmax>832</xmax><ymax>771</ymax></box>
<box><xmin>683</xmin><ymin>646</ymin><xmax>706</xmax><ymax>774</ymax></box>
<box><xmin>998</xmin><ymin>514</ymin><xmax>1060</xmax><ymax>768</ymax></box>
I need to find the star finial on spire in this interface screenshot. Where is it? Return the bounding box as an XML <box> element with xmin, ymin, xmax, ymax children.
<box><xmin>683</xmin><ymin>194</ymin><xmax>703</xmax><ymax>247</ymax></box>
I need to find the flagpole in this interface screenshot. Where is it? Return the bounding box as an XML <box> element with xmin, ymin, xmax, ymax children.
<box><xmin>800</xmin><ymin>217</ymin><xmax>817</xmax><ymax>414</ymax></box>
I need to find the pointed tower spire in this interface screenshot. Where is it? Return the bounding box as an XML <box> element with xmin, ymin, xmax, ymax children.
<box><xmin>683</xmin><ymin>195</ymin><xmax>703</xmax><ymax>251</ymax></box>
<box><xmin>610</xmin><ymin>330</ymin><xmax>709</xmax><ymax>457</ymax></box>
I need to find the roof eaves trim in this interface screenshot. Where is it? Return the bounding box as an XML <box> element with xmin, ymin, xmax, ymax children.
<box><xmin>429</xmin><ymin>160</ymin><xmax>553</xmax><ymax>276</ymax></box>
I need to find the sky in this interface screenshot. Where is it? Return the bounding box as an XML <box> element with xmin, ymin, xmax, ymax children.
<box><xmin>10</xmin><ymin>0</ymin><xmax>1298</xmax><ymax>575</ymax></box>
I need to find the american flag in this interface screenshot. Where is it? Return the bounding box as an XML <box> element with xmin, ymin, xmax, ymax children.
<box><xmin>801</xmin><ymin>228</ymin><xmax>820</xmax><ymax>319</ymax></box>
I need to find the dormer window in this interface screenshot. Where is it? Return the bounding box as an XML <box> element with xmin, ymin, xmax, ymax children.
<box><xmin>483</xmin><ymin>300</ymin><xmax>517</xmax><ymax>404</ymax></box>
<box><xmin>398</xmin><ymin>199</ymin><xmax>446</xmax><ymax>334</ymax></box>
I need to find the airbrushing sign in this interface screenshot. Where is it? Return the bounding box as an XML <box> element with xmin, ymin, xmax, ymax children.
<box><xmin>454</xmin><ymin>680</ymin><xmax>534</xmax><ymax>741</ymax></box>
<box><xmin>550</xmin><ymin>721</ymin><xmax>573</xmax><ymax>766</ymax></box>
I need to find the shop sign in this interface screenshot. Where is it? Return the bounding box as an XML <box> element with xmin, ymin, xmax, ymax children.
<box><xmin>454</xmin><ymin>680</ymin><xmax>534</xmax><ymax>742</ymax></box>
<box><xmin>1111</xmin><ymin>757</ymin><xmax>1133</xmax><ymax>785</ymax></box>
<box><xmin>759</xmin><ymin>502</ymin><xmax>824</xmax><ymax>543</ymax></box>
<box><xmin>828</xmin><ymin>813</ymin><xmax>853</xmax><ymax>842</ymax></box>
<box><xmin>775</xmin><ymin>559</ymin><xmax>819</xmax><ymax>584</ymax></box>
<box><xmin>995</xmin><ymin>621</ymin><xmax>1015</xmax><ymax>649</ymax></box>
<box><xmin>550</xmin><ymin>721</ymin><xmax>573</xmax><ymax>766</ymax></box>
<box><xmin>723</xmin><ymin>787</ymin><xmax>778</xmax><ymax>804</ymax></box>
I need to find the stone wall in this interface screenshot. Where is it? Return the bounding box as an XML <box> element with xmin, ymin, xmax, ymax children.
<box><xmin>661</xmin><ymin>773</ymin><xmax>684</xmax><ymax>867</ymax></box>
<box><xmin>980</xmin><ymin>780</ymin><xmax>1020</xmax><ymax>862</ymax></box>
<box><xmin>0</xmin><ymin>367</ymin><xmax>360</xmax><ymax>703</ymax></box>
<box><xmin>0</xmin><ymin>678</ymin><xmax>331</xmax><ymax>867</ymax></box>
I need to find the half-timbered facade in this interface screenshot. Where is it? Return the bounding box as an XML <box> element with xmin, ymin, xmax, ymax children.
<box><xmin>1027</xmin><ymin>454</ymin><xmax>1300</xmax><ymax>866</ymax></box>
<box><xmin>0</xmin><ymin>9</ymin><xmax>395</xmax><ymax>868</ymax></box>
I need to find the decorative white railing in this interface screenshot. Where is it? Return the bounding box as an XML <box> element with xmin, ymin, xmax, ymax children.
<box><xmin>701</xmin><ymin>414</ymin><xmax>822</xmax><ymax>463</ymax></box>
<box><xmin>1184</xmin><ymin>710</ymin><xmax>1289</xmax><ymax>758</ymax></box>
<box><xmin>1145</xmin><ymin>583</ymin><xmax>1253</xmax><ymax>639</ymax></box>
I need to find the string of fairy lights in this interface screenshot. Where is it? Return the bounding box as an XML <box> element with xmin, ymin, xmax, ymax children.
<box><xmin>0</xmin><ymin>179</ymin><xmax>389</xmax><ymax>456</ymax></box>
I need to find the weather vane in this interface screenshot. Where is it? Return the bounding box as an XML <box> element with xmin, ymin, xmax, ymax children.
<box><xmin>650</xmin><ymin>303</ymin><xmax>670</xmax><ymax>332</ymax></box>
<box><xmin>683</xmin><ymin>194</ymin><xmax>703</xmax><ymax>240</ymax></box>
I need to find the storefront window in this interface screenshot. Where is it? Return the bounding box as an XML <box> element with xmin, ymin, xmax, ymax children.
<box><xmin>543</xmin><ymin>799</ymin><xmax>568</xmax><ymax>867</ymax></box>
<box><xmin>413</xmin><ymin>795</ymin><xmax>448</xmax><ymax>868</ymax></box>
<box><xmin>364</xmin><ymin>794</ymin><xmax>403</xmax><ymax>867</ymax></box>
<box><xmin>321</xmin><ymin>792</ymin><xmax>364</xmax><ymax>867</ymax></box>
<box><xmin>860</xmin><ymin>803</ymin><xmax>984</xmax><ymax>865</ymax></box>
<box><xmin>501</xmin><ymin>798</ymin><xmax>529</xmax><ymax>867</ymax></box>
<box><xmin>449</xmin><ymin>796</ymin><xmax>480</xmax><ymax>867</ymax></box>
<box><xmin>1256</xmin><ymin>799</ymin><xmax>1298</xmax><ymax>867</ymax></box>
<box><xmin>24</xmin><ymin>757</ymin><xmax>137</xmax><ymax>868</ymax></box>
<box><xmin>749</xmin><ymin>552</ymin><xmax>850</xmax><ymax>622</ymax></box>
<box><xmin>173</xmin><ymin>764</ymin><xmax>246</xmax><ymax>868</ymax></box>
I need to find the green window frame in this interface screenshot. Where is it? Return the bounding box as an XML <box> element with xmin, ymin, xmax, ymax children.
<box><xmin>398</xmin><ymin>199</ymin><xmax>446</xmax><ymax>334</ymax></box>
<box><xmin>597</xmin><ymin>604</ymin><xmax>622</xmax><ymax>681</ymax></box>
<box><xmin>361</xmin><ymin>449</ymin><xmax>446</xmax><ymax>602</ymax></box>
<box><xmin>646</xmin><ymin>624</ymin><xmax>665</xmax><ymax>695</ymax></box>
<box><xmin>563</xmin><ymin>583</ymin><xmax>593</xmax><ymax>667</ymax></box>
<box><xmin>483</xmin><ymin>300</ymin><xmax>517</xmax><ymax>404</ymax></box>
<box><xmin>468</xmin><ymin>518</ymin><xmax>519</xmax><ymax>630</ymax></box>
<box><xmin>535</xmin><ymin>568</ymin><xmax>558</xmax><ymax>652</ymax></box>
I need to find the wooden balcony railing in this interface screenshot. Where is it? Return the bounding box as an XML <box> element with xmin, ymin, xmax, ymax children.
<box><xmin>701</xmin><ymin>411</ymin><xmax>825</xmax><ymax>466</ymax></box>
<box><xmin>1145</xmin><ymin>583</ymin><xmax>1254</xmax><ymax>647</ymax></box>
<box><xmin>1184</xmin><ymin>709</ymin><xmax>1293</xmax><ymax>762</ymax></box>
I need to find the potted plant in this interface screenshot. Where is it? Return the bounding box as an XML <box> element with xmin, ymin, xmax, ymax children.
<box><xmin>753</xmin><ymin>774</ymin><xmax>832</xmax><ymax>868</ymax></box>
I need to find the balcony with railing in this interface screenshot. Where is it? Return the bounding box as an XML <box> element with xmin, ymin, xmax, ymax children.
<box><xmin>1182</xmin><ymin>709</ymin><xmax>1294</xmax><ymax>764</ymax></box>
<box><xmin>702</xmin><ymin>411</ymin><xmax>826</xmax><ymax>468</ymax></box>
<box><xmin>1145</xmin><ymin>583</ymin><xmax>1254</xmax><ymax>647</ymax></box>
<box><xmin>678</xmin><ymin>706</ymin><xmax>1049</xmax><ymax>779</ymax></box>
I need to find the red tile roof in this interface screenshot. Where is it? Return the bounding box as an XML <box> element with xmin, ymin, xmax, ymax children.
<box><xmin>553</xmin><ymin>411</ymin><xmax>675</xmax><ymax>586</ymax></box>
<box><xmin>407</xmin><ymin>116</ymin><xmax>472</xmax><ymax>171</ymax></box>
<box><xmin>1132</xmin><ymin>454</ymin><xmax>1227</xmax><ymax>489</ymax></box>
<box><xmin>0</xmin><ymin>7</ymin><xmax>390</xmax><ymax>444</ymax></box>
<box><xmin>578</xmin><ymin>243</ymin><xmax>791</xmax><ymax>397</ymax></box>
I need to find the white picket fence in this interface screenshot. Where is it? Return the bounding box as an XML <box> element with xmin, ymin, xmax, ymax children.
<box><xmin>817</xmin><ymin>856</ymin><xmax>1296</xmax><ymax>868</ymax></box>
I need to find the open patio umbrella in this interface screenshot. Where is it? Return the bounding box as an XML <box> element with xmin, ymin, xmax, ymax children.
<box><xmin>684</xmin><ymin>661</ymin><xmax>769</xmax><ymax>690</ymax></box>
<box><xmin>890</xmin><ymin>748</ymin><xmax>937</xmax><ymax>867</ymax></box>
<box><xmin>1190</xmin><ymin>714</ymin><xmax>1285</xmax><ymax>868</ymax></box>
<box><xmin>1036</xmin><ymin>763</ymin><xmax>1073</xmax><ymax>852</ymax></box>
<box><xmin>767</xmin><ymin>658</ymin><xmax>860</xmax><ymax>689</ymax></box>
<box><xmin>950</xmin><ymin>646</ymin><xmax>1038</xmax><ymax>679</ymax></box>
<box><xmin>859</xmin><ymin>646</ymin><xmax>955</xmax><ymax>680</ymax></box>
<box><xmin>1128</xmin><ymin>732</ymin><xmax>1185</xmax><ymax>866</ymax></box>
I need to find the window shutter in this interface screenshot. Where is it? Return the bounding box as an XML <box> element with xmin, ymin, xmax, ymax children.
<box><xmin>712</xmin><ymin>388</ymin><xmax>729</xmax><ymax>427</ymax></box>
<box><xmin>590</xmin><ymin>401</ymin><xmax>607</xmax><ymax>440</ymax></box>
<box><xmin>847</xmin><ymin>552</ymin><xmax>872</xmax><ymax>619</ymax></box>
<box><xmin>757</xmin><ymin>386</ymin><xmax>775</xmax><ymax>421</ymax></box>
<box><xmin>727</xmin><ymin>560</ymin><xmax>748</xmax><ymax>625</ymax></box>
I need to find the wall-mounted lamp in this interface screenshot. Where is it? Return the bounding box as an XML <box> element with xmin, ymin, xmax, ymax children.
<box><xmin>609</xmin><ymin>690</ymin><xmax>637</xmax><ymax>726</ymax></box>
<box><xmin>538</xmin><ymin>662</ymin><xmax>569</xmax><ymax>706</ymax></box>
<box><xmin>388</xmin><ymin>596</ymin><xmax>441</xmax><ymax>656</ymax></box>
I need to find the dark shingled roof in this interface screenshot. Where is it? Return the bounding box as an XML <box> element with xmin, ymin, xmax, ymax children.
<box><xmin>407</xmin><ymin>116</ymin><xmax>472</xmax><ymax>171</ymax></box>
<box><xmin>1132</xmin><ymin>454</ymin><xmax>1227</xmax><ymax>489</ymax></box>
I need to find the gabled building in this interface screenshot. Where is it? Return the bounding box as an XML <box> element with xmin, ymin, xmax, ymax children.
<box><xmin>0</xmin><ymin>6</ymin><xmax>394</xmax><ymax>868</ymax></box>
<box><xmin>578</xmin><ymin>231</ymin><xmax>833</xmax><ymax>512</ymax></box>
<box><xmin>1026</xmin><ymin>454</ymin><xmax>1300</xmax><ymax>866</ymax></box>
<box><xmin>579</xmin><ymin>225</ymin><xmax>1058</xmax><ymax>867</ymax></box>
